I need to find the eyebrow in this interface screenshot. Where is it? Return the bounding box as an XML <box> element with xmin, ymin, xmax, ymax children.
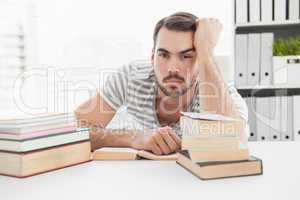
<box><xmin>157</xmin><ymin>48</ymin><xmax>195</xmax><ymax>54</ymax></box>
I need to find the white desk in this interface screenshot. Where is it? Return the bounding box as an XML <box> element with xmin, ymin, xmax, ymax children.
<box><xmin>1</xmin><ymin>142</ymin><xmax>299</xmax><ymax>200</ymax></box>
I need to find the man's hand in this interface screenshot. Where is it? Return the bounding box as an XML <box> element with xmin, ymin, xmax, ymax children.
<box><xmin>194</xmin><ymin>18</ymin><xmax>223</xmax><ymax>54</ymax></box>
<box><xmin>131</xmin><ymin>127</ymin><xmax>181</xmax><ymax>155</ymax></box>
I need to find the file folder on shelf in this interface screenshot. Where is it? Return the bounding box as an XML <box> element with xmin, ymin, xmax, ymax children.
<box><xmin>261</xmin><ymin>0</ymin><xmax>273</xmax><ymax>22</ymax></box>
<box><xmin>247</xmin><ymin>34</ymin><xmax>261</xmax><ymax>86</ymax></box>
<box><xmin>235</xmin><ymin>34</ymin><xmax>248</xmax><ymax>87</ymax></box>
<box><xmin>235</xmin><ymin>0</ymin><xmax>248</xmax><ymax>24</ymax></box>
<box><xmin>269</xmin><ymin>96</ymin><xmax>281</xmax><ymax>141</ymax></box>
<box><xmin>256</xmin><ymin>97</ymin><xmax>271</xmax><ymax>141</ymax></box>
<box><xmin>274</xmin><ymin>0</ymin><xmax>286</xmax><ymax>21</ymax></box>
<box><xmin>249</xmin><ymin>0</ymin><xmax>260</xmax><ymax>22</ymax></box>
<box><xmin>245</xmin><ymin>97</ymin><xmax>257</xmax><ymax>141</ymax></box>
<box><xmin>293</xmin><ymin>95</ymin><xmax>300</xmax><ymax>141</ymax></box>
<box><xmin>289</xmin><ymin>0</ymin><xmax>300</xmax><ymax>20</ymax></box>
<box><xmin>280</xmin><ymin>96</ymin><xmax>293</xmax><ymax>141</ymax></box>
<box><xmin>260</xmin><ymin>33</ymin><xmax>274</xmax><ymax>85</ymax></box>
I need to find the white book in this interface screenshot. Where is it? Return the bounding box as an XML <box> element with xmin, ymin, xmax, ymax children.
<box><xmin>280</xmin><ymin>96</ymin><xmax>294</xmax><ymax>141</ymax></box>
<box><xmin>0</xmin><ymin>130</ymin><xmax>89</xmax><ymax>152</ymax></box>
<box><xmin>293</xmin><ymin>95</ymin><xmax>300</xmax><ymax>140</ymax></box>
<box><xmin>0</xmin><ymin>112</ymin><xmax>74</xmax><ymax>125</ymax></box>
<box><xmin>289</xmin><ymin>0</ymin><xmax>300</xmax><ymax>20</ymax></box>
<box><xmin>261</xmin><ymin>0</ymin><xmax>273</xmax><ymax>22</ymax></box>
<box><xmin>245</xmin><ymin>97</ymin><xmax>257</xmax><ymax>141</ymax></box>
<box><xmin>260</xmin><ymin>33</ymin><xmax>274</xmax><ymax>85</ymax></box>
<box><xmin>235</xmin><ymin>34</ymin><xmax>248</xmax><ymax>87</ymax></box>
<box><xmin>249</xmin><ymin>0</ymin><xmax>261</xmax><ymax>22</ymax></box>
<box><xmin>274</xmin><ymin>0</ymin><xmax>287</xmax><ymax>21</ymax></box>
<box><xmin>256</xmin><ymin>97</ymin><xmax>271</xmax><ymax>141</ymax></box>
<box><xmin>269</xmin><ymin>96</ymin><xmax>281</xmax><ymax>141</ymax></box>
<box><xmin>235</xmin><ymin>0</ymin><xmax>248</xmax><ymax>24</ymax></box>
<box><xmin>247</xmin><ymin>34</ymin><xmax>261</xmax><ymax>86</ymax></box>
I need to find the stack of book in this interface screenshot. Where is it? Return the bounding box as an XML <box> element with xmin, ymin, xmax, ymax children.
<box><xmin>0</xmin><ymin>113</ymin><xmax>91</xmax><ymax>178</ymax></box>
<box><xmin>177</xmin><ymin>112</ymin><xmax>263</xmax><ymax>180</ymax></box>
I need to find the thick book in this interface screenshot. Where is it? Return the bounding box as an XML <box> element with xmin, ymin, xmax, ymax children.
<box><xmin>188</xmin><ymin>148</ymin><xmax>250</xmax><ymax>162</ymax></box>
<box><xmin>182</xmin><ymin>137</ymin><xmax>240</xmax><ymax>151</ymax></box>
<box><xmin>0</xmin><ymin>141</ymin><xmax>91</xmax><ymax>178</ymax></box>
<box><xmin>180</xmin><ymin>112</ymin><xmax>245</xmax><ymax>137</ymax></box>
<box><xmin>0</xmin><ymin>125</ymin><xmax>76</xmax><ymax>140</ymax></box>
<box><xmin>0</xmin><ymin>122</ymin><xmax>76</xmax><ymax>134</ymax></box>
<box><xmin>176</xmin><ymin>150</ymin><xmax>263</xmax><ymax>180</ymax></box>
<box><xmin>0</xmin><ymin>129</ymin><xmax>90</xmax><ymax>152</ymax></box>
<box><xmin>0</xmin><ymin>112</ymin><xmax>74</xmax><ymax>125</ymax></box>
<box><xmin>93</xmin><ymin>147</ymin><xmax>178</xmax><ymax>161</ymax></box>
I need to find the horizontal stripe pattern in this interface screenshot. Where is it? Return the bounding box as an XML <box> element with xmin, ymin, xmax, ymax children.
<box><xmin>99</xmin><ymin>60</ymin><xmax>248</xmax><ymax>134</ymax></box>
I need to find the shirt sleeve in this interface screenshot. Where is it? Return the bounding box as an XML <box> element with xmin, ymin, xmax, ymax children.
<box><xmin>227</xmin><ymin>81</ymin><xmax>250</xmax><ymax>139</ymax></box>
<box><xmin>99</xmin><ymin>64</ymin><xmax>131</xmax><ymax>110</ymax></box>
<box><xmin>227</xmin><ymin>81</ymin><xmax>248</xmax><ymax>122</ymax></box>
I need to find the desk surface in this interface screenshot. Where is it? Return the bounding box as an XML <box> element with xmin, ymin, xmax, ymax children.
<box><xmin>1</xmin><ymin>142</ymin><xmax>299</xmax><ymax>200</ymax></box>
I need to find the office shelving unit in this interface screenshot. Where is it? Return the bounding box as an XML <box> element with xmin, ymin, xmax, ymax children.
<box><xmin>234</xmin><ymin>0</ymin><xmax>300</xmax><ymax>141</ymax></box>
<box><xmin>235</xmin><ymin>19</ymin><xmax>300</xmax><ymax>96</ymax></box>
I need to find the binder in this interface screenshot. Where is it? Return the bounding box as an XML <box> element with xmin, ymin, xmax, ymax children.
<box><xmin>280</xmin><ymin>96</ymin><xmax>294</xmax><ymax>141</ymax></box>
<box><xmin>269</xmin><ymin>96</ymin><xmax>281</xmax><ymax>141</ymax></box>
<box><xmin>235</xmin><ymin>0</ymin><xmax>248</xmax><ymax>24</ymax></box>
<box><xmin>249</xmin><ymin>0</ymin><xmax>261</xmax><ymax>22</ymax></box>
<box><xmin>261</xmin><ymin>0</ymin><xmax>273</xmax><ymax>22</ymax></box>
<box><xmin>245</xmin><ymin>97</ymin><xmax>257</xmax><ymax>141</ymax></box>
<box><xmin>289</xmin><ymin>0</ymin><xmax>300</xmax><ymax>20</ymax></box>
<box><xmin>274</xmin><ymin>0</ymin><xmax>287</xmax><ymax>21</ymax></box>
<box><xmin>273</xmin><ymin>56</ymin><xmax>288</xmax><ymax>84</ymax></box>
<box><xmin>293</xmin><ymin>95</ymin><xmax>300</xmax><ymax>141</ymax></box>
<box><xmin>256</xmin><ymin>97</ymin><xmax>271</xmax><ymax>141</ymax></box>
<box><xmin>260</xmin><ymin>33</ymin><xmax>274</xmax><ymax>85</ymax></box>
<box><xmin>235</xmin><ymin>34</ymin><xmax>248</xmax><ymax>87</ymax></box>
<box><xmin>247</xmin><ymin>34</ymin><xmax>261</xmax><ymax>86</ymax></box>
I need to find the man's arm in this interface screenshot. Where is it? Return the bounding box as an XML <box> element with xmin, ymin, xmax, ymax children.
<box><xmin>194</xmin><ymin>18</ymin><xmax>241</xmax><ymax>119</ymax></box>
<box><xmin>74</xmin><ymin>92</ymin><xmax>181</xmax><ymax>154</ymax></box>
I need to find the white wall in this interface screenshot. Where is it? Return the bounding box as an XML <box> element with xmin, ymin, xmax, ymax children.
<box><xmin>35</xmin><ymin>0</ymin><xmax>235</xmax><ymax>68</ymax></box>
<box><xmin>15</xmin><ymin>0</ymin><xmax>235</xmax><ymax>114</ymax></box>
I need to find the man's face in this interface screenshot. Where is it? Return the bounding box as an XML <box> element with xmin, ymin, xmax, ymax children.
<box><xmin>152</xmin><ymin>27</ymin><xmax>198</xmax><ymax>98</ymax></box>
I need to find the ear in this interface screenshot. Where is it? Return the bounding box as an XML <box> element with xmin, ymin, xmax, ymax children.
<box><xmin>151</xmin><ymin>48</ymin><xmax>155</xmax><ymax>65</ymax></box>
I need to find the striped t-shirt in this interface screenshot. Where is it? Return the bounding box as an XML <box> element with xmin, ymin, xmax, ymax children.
<box><xmin>100</xmin><ymin>60</ymin><xmax>248</xmax><ymax>135</ymax></box>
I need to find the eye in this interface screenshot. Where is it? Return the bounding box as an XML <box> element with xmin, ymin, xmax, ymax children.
<box><xmin>158</xmin><ymin>52</ymin><xmax>169</xmax><ymax>58</ymax></box>
<box><xmin>182</xmin><ymin>54</ymin><xmax>194</xmax><ymax>59</ymax></box>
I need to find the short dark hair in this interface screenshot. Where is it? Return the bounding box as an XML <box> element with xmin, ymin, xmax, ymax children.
<box><xmin>153</xmin><ymin>12</ymin><xmax>198</xmax><ymax>47</ymax></box>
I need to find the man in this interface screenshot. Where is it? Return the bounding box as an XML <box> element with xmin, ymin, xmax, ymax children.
<box><xmin>75</xmin><ymin>12</ymin><xmax>248</xmax><ymax>155</ymax></box>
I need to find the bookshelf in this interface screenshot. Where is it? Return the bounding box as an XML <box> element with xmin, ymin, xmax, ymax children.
<box><xmin>234</xmin><ymin>2</ymin><xmax>300</xmax><ymax>94</ymax></box>
<box><xmin>234</xmin><ymin>0</ymin><xmax>300</xmax><ymax>142</ymax></box>
<box><xmin>236</xmin><ymin>20</ymin><xmax>300</xmax><ymax>28</ymax></box>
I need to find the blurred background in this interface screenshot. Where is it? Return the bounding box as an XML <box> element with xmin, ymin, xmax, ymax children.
<box><xmin>1</xmin><ymin>0</ymin><xmax>300</xmax><ymax>142</ymax></box>
<box><xmin>0</xmin><ymin>0</ymin><xmax>234</xmax><ymax>115</ymax></box>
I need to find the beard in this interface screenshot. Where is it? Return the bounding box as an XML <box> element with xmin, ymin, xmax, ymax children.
<box><xmin>155</xmin><ymin>74</ymin><xmax>197</xmax><ymax>99</ymax></box>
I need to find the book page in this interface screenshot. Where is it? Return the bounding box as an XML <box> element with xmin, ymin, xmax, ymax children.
<box><xmin>181</xmin><ymin>112</ymin><xmax>237</xmax><ymax>121</ymax></box>
<box><xmin>137</xmin><ymin>150</ymin><xmax>178</xmax><ymax>160</ymax></box>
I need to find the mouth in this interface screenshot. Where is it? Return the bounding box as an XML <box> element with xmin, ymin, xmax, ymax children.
<box><xmin>164</xmin><ymin>78</ymin><xmax>184</xmax><ymax>83</ymax></box>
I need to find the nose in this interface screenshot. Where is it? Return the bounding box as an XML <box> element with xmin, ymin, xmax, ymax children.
<box><xmin>167</xmin><ymin>57</ymin><xmax>180</xmax><ymax>74</ymax></box>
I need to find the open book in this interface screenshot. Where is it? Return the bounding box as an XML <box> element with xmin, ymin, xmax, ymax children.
<box><xmin>92</xmin><ymin>147</ymin><xmax>178</xmax><ymax>161</ymax></box>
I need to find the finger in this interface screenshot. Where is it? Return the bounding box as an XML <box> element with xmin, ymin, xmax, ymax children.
<box><xmin>165</xmin><ymin>127</ymin><xmax>182</xmax><ymax>147</ymax></box>
<box><xmin>150</xmin><ymin>141</ymin><xmax>162</xmax><ymax>155</ymax></box>
<box><xmin>159</xmin><ymin>130</ymin><xmax>178</xmax><ymax>152</ymax></box>
<box><xmin>154</xmin><ymin>130</ymin><xmax>171</xmax><ymax>154</ymax></box>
